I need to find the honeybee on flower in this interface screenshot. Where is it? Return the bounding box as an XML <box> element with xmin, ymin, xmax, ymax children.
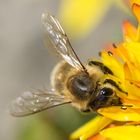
<box><xmin>9</xmin><ymin>0</ymin><xmax>140</xmax><ymax>140</ymax></box>
<box><xmin>10</xmin><ymin>12</ymin><xmax>126</xmax><ymax>117</ymax></box>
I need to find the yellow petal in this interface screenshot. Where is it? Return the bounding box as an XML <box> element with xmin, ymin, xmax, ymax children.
<box><xmin>98</xmin><ymin>106</ymin><xmax>140</xmax><ymax>121</ymax></box>
<box><xmin>100</xmin><ymin>125</ymin><xmax>140</xmax><ymax>140</ymax></box>
<box><xmin>132</xmin><ymin>2</ymin><xmax>140</xmax><ymax>23</ymax></box>
<box><xmin>132</xmin><ymin>2</ymin><xmax>140</xmax><ymax>41</ymax></box>
<box><xmin>131</xmin><ymin>0</ymin><xmax>140</xmax><ymax>6</ymax></box>
<box><xmin>114</xmin><ymin>43</ymin><xmax>140</xmax><ymax>81</ymax></box>
<box><xmin>122</xmin><ymin>20</ymin><xmax>136</xmax><ymax>42</ymax></box>
<box><xmin>125</xmin><ymin>80</ymin><xmax>140</xmax><ymax>99</ymax></box>
<box><xmin>89</xmin><ymin>134</ymin><xmax>107</xmax><ymax>140</ymax></box>
<box><xmin>70</xmin><ymin>116</ymin><xmax>112</xmax><ymax>140</ymax></box>
<box><xmin>124</xmin><ymin>63</ymin><xmax>132</xmax><ymax>80</ymax></box>
<box><xmin>124</xmin><ymin>42</ymin><xmax>140</xmax><ymax>68</ymax></box>
<box><xmin>58</xmin><ymin>0</ymin><xmax>112</xmax><ymax>39</ymax></box>
<box><xmin>122</xmin><ymin>98</ymin><xmax>140</xmax><ymax>108</ymax></box>
<box><xmin>100</xmin><ymin>52</ymin><xmax>124</xmax><ymax>80</ymax></box>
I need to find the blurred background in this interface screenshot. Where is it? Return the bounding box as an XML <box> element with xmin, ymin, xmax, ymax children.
<box><xmin>0</xmin><ymin>0</ymin><xmax>134</xmax><ymax>140</ymax></box>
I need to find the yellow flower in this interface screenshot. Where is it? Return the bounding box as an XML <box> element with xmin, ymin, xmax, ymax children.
<box><xmin>58</xmin><ymin>0</ymin><xmax>130</xmax><ymax>39</ymax></box>
<box><xmin>70</xmin><ymin>0</ymin><xmax>140</xmax><ymax>140</ymax></box>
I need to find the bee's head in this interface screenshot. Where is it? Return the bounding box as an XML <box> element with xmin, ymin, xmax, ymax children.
<box><xmin>88</xmin><ymin>79</ymin><xmax>123</xmax><ymax>111</ymax></box>
<box><xmin>67</xmin><ymin>72</ymin><xmax>94</xmax><ymax>100</ymax></box>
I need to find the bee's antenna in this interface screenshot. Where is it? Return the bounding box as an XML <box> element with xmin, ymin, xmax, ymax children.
<box><xmin>69</xmin><ymin>41</ymin><xmax>89</xmax><ymax>75</ymax></box>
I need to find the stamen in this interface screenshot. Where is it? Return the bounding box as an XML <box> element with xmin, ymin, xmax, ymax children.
<box><xmin>121</xmin><ymin>106</ymin><xmax>127</xmax><ymax>110</ymax></box>
<box><xmin>112</xmin><ymin>43</ymin><xmax>117</xmax><ymax>48</ymax></box>
<box><xmin>98</xmin><ymin>51</ymin><xmax>102</xmax><ymax>57</ymax></box>
<box><xmin>108</xmin><ymin>51</ymin><xmax>113</xmax><ymax>56</ymax></box>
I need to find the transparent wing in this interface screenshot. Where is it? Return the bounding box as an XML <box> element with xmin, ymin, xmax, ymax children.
<box><xmin>10</xmin><ymin>90</ymin><xmax>70</xmax><ymax>117</ymax></box>
<box><xmin>41</xmin><ymin>12</ymin><xmax>86</xmax><ymax>72</ymax></box>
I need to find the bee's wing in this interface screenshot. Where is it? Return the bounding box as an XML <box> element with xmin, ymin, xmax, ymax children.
<box><xmin>10</xmin><ymin>90</ymin><xmax>70</xmax><ymax>117</ymax></box>
<box><xmin>42</xmin><ymin>12</ymin><xmax>86</xmax><ymax>72</ymax></box>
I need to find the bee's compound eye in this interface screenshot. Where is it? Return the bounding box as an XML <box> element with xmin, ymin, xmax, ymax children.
<box><xmin>89</xmin><ymin>87</ymin><xmax>121</xmax><ymax>111</ymax></box>
<box><xmin>100</xmin><ymin>87</ymin><xmax>114</xmax><ymax>97</ymax></box>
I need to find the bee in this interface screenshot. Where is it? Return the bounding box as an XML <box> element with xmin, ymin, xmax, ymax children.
<box><xmin>10</xmin><ymin>13</ymin><xmax>126</xmax><ymax>117</ymax></box>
